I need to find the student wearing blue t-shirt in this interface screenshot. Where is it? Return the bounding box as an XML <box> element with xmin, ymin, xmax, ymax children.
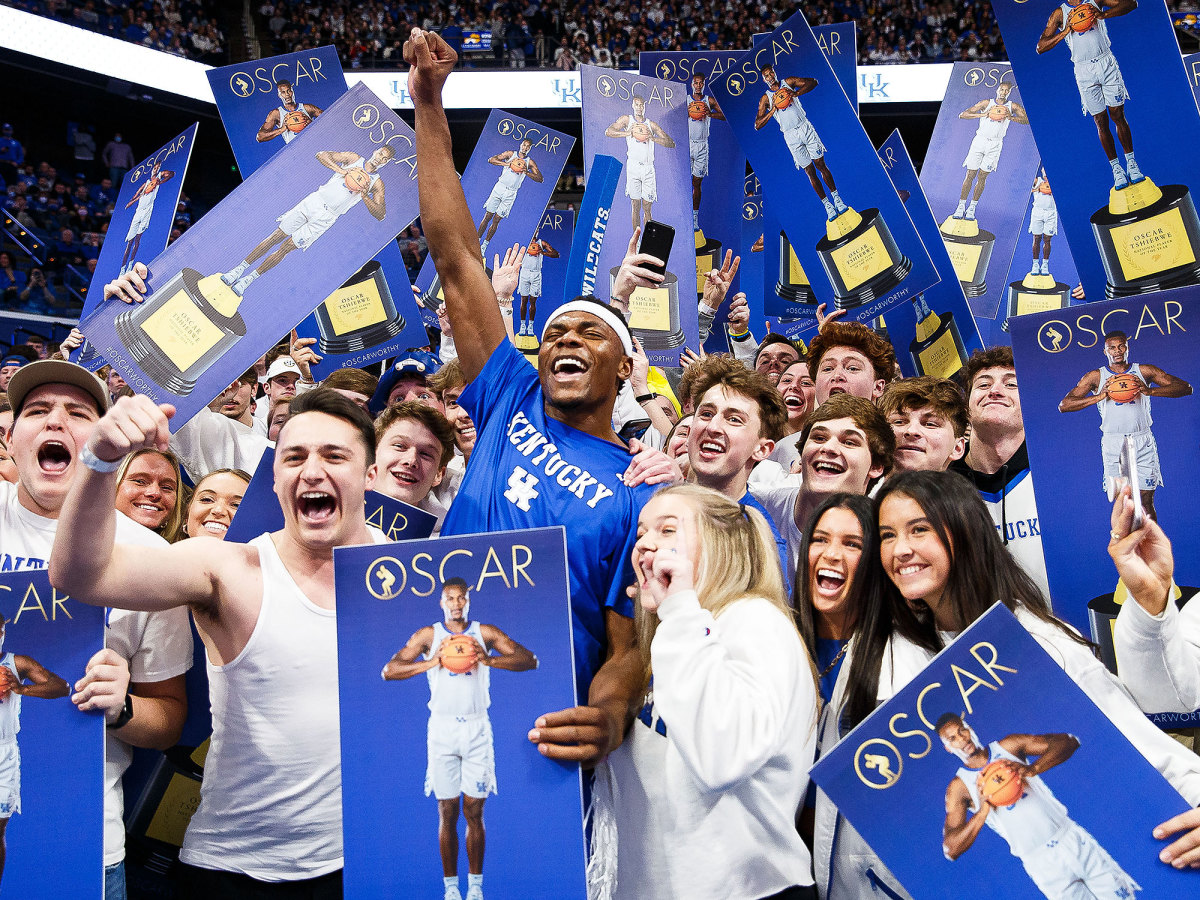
<box><xmin>408</xmin><ymin>28</ymin><xmax>679</xmax><ymax>767</ymax></box>
<box><xmin>681</xmin><ymin>356</ymin><xmax>792</xmax><ymax>588</ymax></box>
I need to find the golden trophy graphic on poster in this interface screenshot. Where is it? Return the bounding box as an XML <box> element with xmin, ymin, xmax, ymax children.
<box><xmin>940</xmin><ymin>78</ymin><xmax>1029</xmax><ymax>298</ymax></box>
<box><xmin>1004</xmin><ymin>170</ymin><xmax>1071</xmax><ymax>332</ymax></box>
<box><xmin>313</xmin><ymin>260</ymin><xmax>407</xmax><ymax>354</ymax></box>
<box><xmin>909</xmin><ymin>294</ymin><xmax>970</xmax><ymax>379</ymax></box>
<box><xmin>1037</xmin><ymin>0</ymin><xmax>1200</xmax><ymax>299</ymax></box>
<box><xmin>754</xmin><ymin>65</ymin><xmax>911</xmax><ymax>309</ymax></box>
<box><xmin>117</xmin><ymin>146</ymin><xmax>393</xmax><ymax>394</ymax></box>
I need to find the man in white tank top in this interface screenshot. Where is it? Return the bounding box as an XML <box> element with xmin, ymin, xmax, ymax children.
<box><xmin>605</xmin><ymin>94</ymin><xmax>677</xmax><ymax>230</ymax></box>
<box><xmin>256</xmin><ymin>80</ymin><xmax>323</xmax><ymax>146</ymax></box>
<box><xmin>952</xmin><ymin>81</ymin><xmax>1029</xmax><ymax>221</ymax></box>
<box><xmin>51</xmin><ymin>389</ymin><xmax>390</xmax><ymax>898</ymax></box>
<box><xmin>754</xmin><ymin>64</ymin><xmax>847</xmax><ymax>222</ymax></box>
<box><xmin>382</xmin><ymin>579</ymin><xmax>536</xmax><ymax>900</ymax></box>
<box><xmin>0</xmin><ymin>613</ymin><xmax>69</xmax><ymax>886</ymax></box>
<box><xmin>476</xmin><ymin>138</ymin><xmax>544</xmax><ymax>255</ymax></box>
<box><xmin>936</xmin><ymin>713</ymin><xmax>1140</xmax><ymax>898</ymax></box>
<box><xmin>1036</xmin><ymin>0</ymin><xmax>1143</xmax><ymax>189</ymax></box>
<box><xmin>119</xmin><ymin>161</ymin><xmax>175</xmax><ymax>275</ymax></box>
<box><xmin>219</xmin><ymin>145</ymin><xmax>395</xmax><ymax>298</ymax></box>
<box><xmin>1058</xmin><ymin>329</ymin><xmax>1192</xmax><ymax>520</ymax></box>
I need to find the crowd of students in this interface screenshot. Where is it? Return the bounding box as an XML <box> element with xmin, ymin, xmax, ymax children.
<box><xmin>0</xmin><ymin>24</ymin><xmax>1197</xmax><ymax>900</ymax></box>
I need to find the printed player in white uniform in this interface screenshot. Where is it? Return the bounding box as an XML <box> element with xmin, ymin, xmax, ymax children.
<box><xmin>255</xmin><ymin>79</ymin><xmax>323</xmax><ymax>146</ymax></box>
<box><xmin>516</xmin><ymin>237</ymin><xmax>559</xmax><ymax>337</ymax></box>
<box><xmin>754</xmin><ymin>64</ymin><xmax>847</xmax><ymax>222</ymax></box>
<box><xmin>1058</xmin><ymin>329</ymin><xmax>1192</xmax><ymax>520</ymax></box>
<box><xmin>687</xmin><ymin>71</ymin><xmax>725</xmax><ymax>232</ymax></box>
<box><xmin>1029</xmin><ymin>167</ymin><xmax>1058</xmax><ymax>276</ymax></box>
<box><xmin>953</xmin><ymin>81</ymin><xmax>1029</xmax><ymax>221</ymax></box>
<box><xmin>383</xmin><ymin>579</ymin><xmax>537</xmax><ymax>900</ymax></box>
<box><xmin>477</xmin><ymin>139</ymin><xmax>544</xmax><ymax>255</ymax></box>
<box><xmin>937</xmin><ymin>714</ymin><xmax>1140</xmax><ymax>899</ymax></box>
<box><xmin>220</xmin><ymin>145</ymin><xmax>394</xmax><ymax>297</ymax></box>
<box><xmin>120</xmin><ymin>161</ymin><xmax>175</xmax><ymax>275</ymax></box>
<box><xmin>0</xmin><ymin>613</ymin><xmax>69</xmax><ymax>886</ymax></box>
<box><xmin>1037</xmin><ymin>0</ymin><xmax>1143</xmax><ymax>190</ymax></box>
<box><xmin>605</xmin><ymin>95</ymin><xmax>677</xmax><ymax>231</ymax></box>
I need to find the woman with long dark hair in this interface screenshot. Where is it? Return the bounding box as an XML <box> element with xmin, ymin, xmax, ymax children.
<box><xmin>796</xmin><ymin>493</ymin><xmax>929</xmax><ymax>899</ymax></box>
<box><xmin>875</xmin><ymin>471</ymin><xmax>1200</xmax><ymax>818</ymax></box>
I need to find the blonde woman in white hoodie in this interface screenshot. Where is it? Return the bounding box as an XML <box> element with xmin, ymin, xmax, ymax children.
<box><xmin>596</xmin><ymin>484</ymin><xmax>818</xmax><ymax>900</ymax></box>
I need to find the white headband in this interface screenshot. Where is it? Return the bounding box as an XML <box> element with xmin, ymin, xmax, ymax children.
<box><xmin>542</xmin><ymin>301</ymin><xmax>635</xmax><ymax>357</ymax></box>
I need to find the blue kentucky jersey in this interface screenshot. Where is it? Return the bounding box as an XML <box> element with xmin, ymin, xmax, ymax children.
<box><xmin>442</xmin><ymin>341</ymin><xmax>657</xmax><ymax>693</ymax></box>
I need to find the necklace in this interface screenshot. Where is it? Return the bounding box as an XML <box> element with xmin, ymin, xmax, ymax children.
<box><xmin>819</xmin><ymin>639</ymin><xmax>850</xmax><ymax>678</ymax></box>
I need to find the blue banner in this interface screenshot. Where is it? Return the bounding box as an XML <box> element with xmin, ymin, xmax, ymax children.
<box><xmin>80</xmin><ymin>83</ymin><xmax>421</xmax><ymax>429</ymax></box>
<box><xmin>563</xmin><ymin>154</ymin><xmax>623</xmax><ymax>303</ymax></box>
<box><xmin>0</xmin><ymin>570</ymin><xmax>104</xmax><ymax>897</ymax></box>
<box><xmin>334</xmin><ymin>527</ymin><xmax>585</xmax><ymax>897</ymax></box>
<box><xmin>516</xmin><ymin>208</ymin><xmax>573</xmax><ymax>342</ymax></box>
<box><xmin>811</xmin><ymin>603</ymin><xmax>1196</xmax><ymax>898</ymax></box>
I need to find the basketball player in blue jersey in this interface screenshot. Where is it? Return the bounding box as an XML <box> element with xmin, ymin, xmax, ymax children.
<box><xmin>120</xmin><ymin>161</ymin><xmax>175</xmax><ymax>275</ymax></box>
<box><xmin>517</xmin><ymin>236</ymin><xmax>559</xmax><ymax>337</ymax></box>
<box><xmin>383</xmin><ymin>579</ymin><xmax>536</xmax><ymax>900</ymax></box>
<box><xmin>605</xmin><ymin>94</ymin><xmax>676</xmax><ymax>231</ymax></box>
<box><xmin>754</xmin><ymin>64</ymin><xmax>846</xmax><ymax>222</ymax></box>
<box><xmin>1058</xmin><ymin>330</ymin><xmax>1191</xmax><ymax>521</ymax></box>
<box><xmin>953</xmin><ymin>81</ymin><xmax>1029</xmax><ymax>221</ymax></box>
<box><xmin>477</xmin><ymin>139</ymin><xmax>543</xmax><ymax>256</ymax></box>
<box><xmin>1037</xmin><ymin>0</ymin><xmax>1143</xmax><ymax>190</ymax></box>
<box><xmin>219</xmin><ymin>145</ymin><xmax>394</xmax><ymax>297</ymax></box>
<box><xmin>0</xmin><ymin>613</ymin><xmax>69</xmax><ymax>887</ymax></box>
<box><xmin>937</xmin><ymin>713</ymin><xmax>1140</xmax><ymax>898</ymax></box>
<box><xmin>255</xmin><ymin>80</ymin><xmax>323</xmax><ymax>145</ymax></box>
<box><xmin>406</xmin><ymin>27</ymin><xmax>679</xmax><ymax>768</ymax></box>
<box><xmin>1029</xmin><ymin>167</ymin><xmax>1058</xmax><ymax>276</ymax></box>
<box><xmin>687</xmin><ymin>71</ymin><xmax>725</xmax><ymax>232</ymax></box>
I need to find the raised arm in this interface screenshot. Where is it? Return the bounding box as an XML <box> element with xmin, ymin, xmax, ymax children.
<box><xmin>49</xmin><ymin>396</ymin><xmax>223</xmax><ymax>614</ymax></box>
<box><xmin>381</xmin><ymin>626</ymin><xmax>438</xmax><ymax>680</ymax></box>
<box><xmin>478</xmin><ymin>624</ymin><xmax>538</xmax><ymax>671</ymax></box>
<box><xmin>404</xmin><ymin>28</ymin><xmax>507</xmax><ymax>383</ymax></box>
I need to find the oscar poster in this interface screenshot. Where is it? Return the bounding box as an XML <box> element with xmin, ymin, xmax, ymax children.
<box><xmin>334</xmin><ymin>527</ymin><xmax>585</xmax><ymax>898</ymax></box>
<box><xmin>580</xmin><ymin>64</ymin><xmax>700</xmax><ymax>364</ymax></box>
<box><xmin>79</xmin><ymin>83</ymin><xmax>422</xmax><ymax>428</ymax></box>
<box><xmin>412</xmin><ymin>109</ymin><xmax>574</xmax><ymax>335</ymax></box>
<box><xmin>991</xmin><ymin>0</ymin><xmax>1200</xmax><ymax>301</ymax></box>
<box><xmin>811</xmin><ymin>603</ymin><xmax>1197</xmax><ymax>899</ymax></box>
<box><xmin>712</xmin><ymin>9</ymin><xmax>939</xmax><ymax>323</ymax></box>
<box><xmin>207</xmin><ymin>47</ymin><xmax>428</xmax><ymax>379</ymax></box>
<box><xmin>917</xmin><ymin>62</ymin><xmax>1040</xmax><ymax>321</ymax></box>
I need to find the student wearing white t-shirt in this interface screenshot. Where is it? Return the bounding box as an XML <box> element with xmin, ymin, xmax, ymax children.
<box><xmin>3</xmin><ymin>360</ymin><xmax>192</xmax><ymax>900</ymax></box>
<box><xmin>50</xmin><ymin>389</ymin><xmax>387</xmax><ymax>898</ymax></box>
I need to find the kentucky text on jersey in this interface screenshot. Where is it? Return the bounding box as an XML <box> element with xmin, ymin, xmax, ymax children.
<box><xmin>505</xmin><ymin>410</ymin><xmax>616</xmax><ymax>509</ymax></box>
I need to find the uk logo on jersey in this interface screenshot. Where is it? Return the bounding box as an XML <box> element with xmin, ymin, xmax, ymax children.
<box><xmin>504</xmin><ymin>467</ymin><xmax>540</xmax><ymax>511</ymax></box>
